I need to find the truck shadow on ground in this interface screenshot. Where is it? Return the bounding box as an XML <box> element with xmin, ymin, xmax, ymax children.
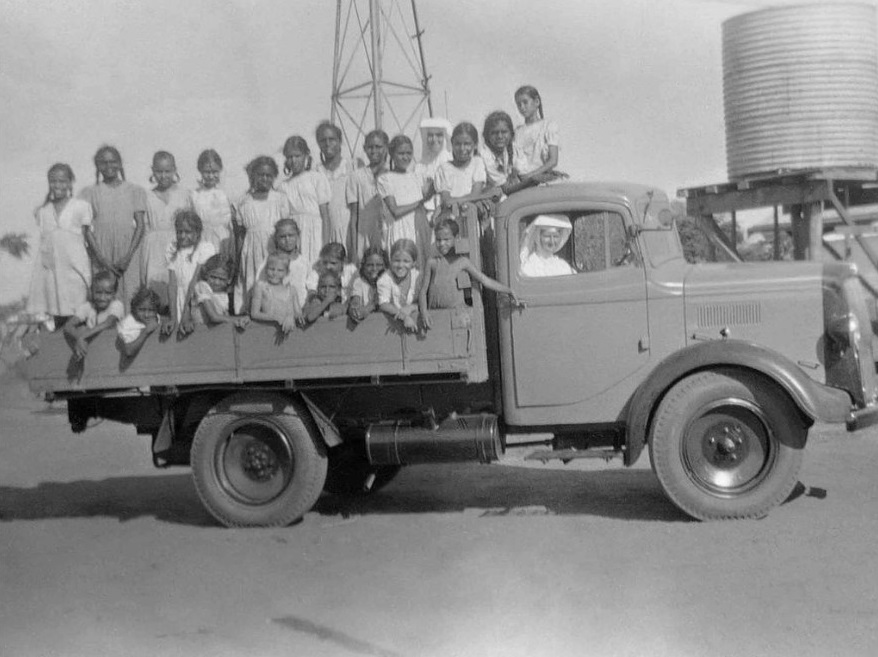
<box><xmin>0</xmin><ymin>465</ymin><xmax>819</xmax><ymax>526</ymax></box>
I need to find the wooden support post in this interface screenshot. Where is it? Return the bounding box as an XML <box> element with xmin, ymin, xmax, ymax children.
<box><xmin>791</xmin><ymin>204</ymin><xmax>808</xmax><ymax>260</ymax></box>
<box><xmin>804</xmin><ymin>201</ymin><xmax>823</xmax><ymax>262</ymax></box>
<box><xmin>772</xmin><ymin>206</ymin><xmax>780</xmax><ymax>260</ymax></box>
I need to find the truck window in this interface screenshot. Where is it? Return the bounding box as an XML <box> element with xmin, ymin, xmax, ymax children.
<box><xmin>572</xmin><ymin>211</ymin><xmax>637</xmax><ymax>272</ymax></box>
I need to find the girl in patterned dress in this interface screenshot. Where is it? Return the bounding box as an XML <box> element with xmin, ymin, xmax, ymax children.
<box><xmin>233</xmin><ymin>156</ymin><xmax>293</xmax><ymax>312</ymax></box>
<box><xmin>141</xmin><ymin>151</ymin><xmax>192</xmax><ymax>311</ymax></box>
<box><xmin>278</xmin><ymin>135</ymin><xmax>331</xmax><ymax>270</ymax></box>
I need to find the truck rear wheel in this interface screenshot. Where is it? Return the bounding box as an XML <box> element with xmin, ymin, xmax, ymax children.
<box><xmin>649</xmin><ymin>369</ymin><xmax>806</xmax><ymax>520</ymax></box>
<box><xmin>191</xmin><ymin>393</ymin><xmax>327</xmax><ymax>527</ymax></box>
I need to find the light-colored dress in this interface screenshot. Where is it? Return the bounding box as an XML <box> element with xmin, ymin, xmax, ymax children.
<box><xmin>142</xmin><ymin>186</ymin><xmax>192</xmax><ymax>307</ymax></box>
<box><xmin>79</xmin><ymin>181</ymin><xmax>148</xmax><ymax>307</ymax></box>
<box><xmin>377</xmin><ymin>170</ymin><xmax>427</xmax><ymax>253</ymax></box>
<box><xmin>278</xmin><ymin>171</ymin><xmax>331</xmax><ymax>270</ymax></box>
<box><xmin>315</xmin><ymin>158</ymin><xmax>355</xmax><ymax>255</ymax></box>
<box><xmin>345</xmin><ymin>167</ymin><xmax>387</xmax><ymax>263</ymax></box>
<box><xmin>377</xmin><ymin>269</ymin><xmax>420</xmax><ymax>308</ymax></box>
<box><xmin>521</xmin><ymin>252</ymin><xmax>575</xmax><ymax>277</ymax></box>
<box><xmin>513</xmin><ymin>119</ymin><xmax>560</xmax><ymax>175</ymax></box>
<box><xmin>305</xmin><ymin>263</ymin><xmax>358</xmax><ymax>302</ymax></box>
<box><xmin>434</xmin><ymin>157</ymin><xmax>487</xmax><ymax>198</ymax></box>
<box><xmin>349</xmin><ymin>274</ymin><xmax>378</xmax><ymax>311</ymax></box>
<box><xmin>191</xmin><ymin>187</ymin><xmax>233</xmax><ymax>259</ymax></box>
<box><xmin>255</xmin><ymin>252</ymin><xmax>309</xmax><ymax>309</ymax></box>
<box><xmin>233</xmin><ymin>190</ymin><xmax>293</xmax><ymax>313</ymax></box>
<box><xmin>482</xmin><ymin>147</ymin><xmax>513</xmax><ymax>188</ymax></box>
<box><xmin>167</xmin><ymin>240</ymin><xmax>216</xmax><ymax>319</ymax></box>
<box><xmin>192</xmin><ymin>280</ymin><xmax>229</xmax><ymax>324</ymax></box>
<box><xmin>117</xmin><ymin>314</ymin><xmax>146</xmax><ymax>344</ymax></box>
<box><xmin>73</xmin><ymin>299</ymin><xmax>125</xmax><ymax>328</ymax></box>
<box><xmin>27</xmin><ymin>198</ymin><xmax>93</xmax><ymax>317</ymax></box>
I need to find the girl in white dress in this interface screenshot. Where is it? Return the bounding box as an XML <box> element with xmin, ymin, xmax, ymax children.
<box><xmin>160</xmin><ymin>210</ymin><xmax>216</xmax><ymax>337</ymax></box>
<box><xmin>191</xmin><ymin>149</ymin><xmax>234</xmax><ymax>261</ymax></box>
<box><xmin>512</xmin><ymin>85</ymin><xmax>560</xmax><ymax>181</ymax></box>
<box><xmin>434</xmin><ymin>122</ymin><xmax>487</xmax><ymax>214</ymax></box>
<box><xmin>278</xmin><ymin>135</ymin><xmax>331</xmax><ymax>271</ymax></box>
<box><xmin>27</xmin><ymin>163</ymin><xmax>93</xmax><ymax>325</ymax></box>
<box><xmin>233</xmin><ymin>156</ymin><xmax>293</xmax><ymax>313</ymax></box>
<box><xmin>191</xmin><ymin>254</ymin><xmax>250</xmax><ymax>329</ymax></box>
<box><xmin>377</xmin><ymin>238</ymin><xmax>420</xmax><ymax>333</ymax></box>
<box><xmin>377</xmin><ymin>135</ymin><xmax>433</xmax><ymax>257</ymax></box>
<box><xmin>141</xmin><ymin>151</ymin><xmax>192</xmax><ymax>310</ymax></box>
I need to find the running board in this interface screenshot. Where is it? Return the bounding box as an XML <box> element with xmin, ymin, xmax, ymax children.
<box><xmin>524</xmin><ymin>448</ymin><xmax>622</xmax><ymax>464</ymax></box>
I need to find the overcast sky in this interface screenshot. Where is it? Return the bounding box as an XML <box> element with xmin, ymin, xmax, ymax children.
<box><xmin>0</xmin><ymin>0</ymin><xmax>869</xmax><ymax>302</ymax></box>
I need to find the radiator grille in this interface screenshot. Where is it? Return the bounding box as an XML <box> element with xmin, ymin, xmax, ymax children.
<box><xmin>695</xmin><ymin>302</ymin><xmax>762</xmax><ymax>328</ymax></box>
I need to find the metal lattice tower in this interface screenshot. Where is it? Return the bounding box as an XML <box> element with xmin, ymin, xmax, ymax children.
<box><xmin>331</xmin><ymin>0</ymin><xmax>433</xmax><ymax>159</ymax></box>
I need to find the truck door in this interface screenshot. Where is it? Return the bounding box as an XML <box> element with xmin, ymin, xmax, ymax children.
<box><xmin>501</xmin><ymin>206</ymin><xmax>650</xmax><ymax>425</ymax></box>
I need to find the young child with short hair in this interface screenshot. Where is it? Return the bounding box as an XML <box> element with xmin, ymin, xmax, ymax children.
<box><xmin>301</xmin><ymin>270</ymin><xmax>347</xmax><ymax>324</ymax></box>
<box><xmin>63</xmin><ymin>271</ymin><xmax>125</xmax><ymax>359</ymax></box>
<box><xmin>419</xmin><ymin>218</ymin><xmax>519</xmax><ymax>330</ymax></box>
<box><xmin>161</xmin><ymin>210</ymin><xmax>216</xmax><ymax>337</ymax></box>
<box><xmin>191</xmin><ymin>254</ymin><xmax>250</xmax><ymax>329</ymax></box>
<box><xmin>305</xmin><ymin>242</ymin><xmax>358</xmax><ymax>302</ymax></box>
<box><xmin>348</xmin><ymin>246</ymin><xmax>388</xmax><ymax>323</ymax></box>
<box><xmin>377</xmin><ymin>238</ymin><xmax>420</xmax><ymax>333</ymax></box>
<box><xmin>250</xmin><ymin>253</ymin><xmax>301</xmax><ymax>335</ymax></box>
<box><xmin>117</xmin><ymin>286</ymin><xmax>161</xmax><ymax>358</ymax></box>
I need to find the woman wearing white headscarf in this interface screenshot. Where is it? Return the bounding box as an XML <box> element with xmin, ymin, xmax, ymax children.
<box><xmin>520</xmin><ymin>214</ymin><xmax>576</xmax><ymax>277</ymax></box>
<box><xmin>414</xmin><ymin>117</ymin><xmax>453</xmax><ymax>218</ymax></box>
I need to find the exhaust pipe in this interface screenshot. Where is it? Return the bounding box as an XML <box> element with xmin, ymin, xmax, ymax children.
<box><xmin>366</xmin><ymin>413</ymin><xmax>502</xmax><ymax>465</ymax></box>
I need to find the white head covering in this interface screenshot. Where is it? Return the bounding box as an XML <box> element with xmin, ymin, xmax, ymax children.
<box><xmin>417</xmin><ymin>117</ymin><xmax>453</xmax><ymax>167</ymax></box>
<box><xmin>520</xmin><ymin>214</ymin><xmax>572</xmax><ymax>265</ymax></box>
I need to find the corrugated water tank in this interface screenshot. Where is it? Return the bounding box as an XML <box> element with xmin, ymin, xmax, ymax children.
<box><xmin>723</xmin><ymin>2</ymin><xmax>878</xmax><ymax>180</ymax></box>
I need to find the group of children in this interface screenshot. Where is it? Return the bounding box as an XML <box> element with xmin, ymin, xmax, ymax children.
<box><xmin>28</xmin><ymin>85</ymin><xmax>558</xmax><ymax>360</ymax></box>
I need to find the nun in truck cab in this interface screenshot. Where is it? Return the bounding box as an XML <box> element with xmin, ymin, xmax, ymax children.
<box><xmin>520</xmin><ymin>214</ymin><xmax>576</xmax><ymax>277</ymax></box>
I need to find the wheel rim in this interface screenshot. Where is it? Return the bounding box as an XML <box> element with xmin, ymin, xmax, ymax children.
<box><xmin>680</xmin><ymin>398</ymin><xmax>776</xmax><ymax>498</ymax></box>
<box><xmin>214</xmin><ymin>419</ymin><xmax>295</xmax><ymax>505</ymax></box>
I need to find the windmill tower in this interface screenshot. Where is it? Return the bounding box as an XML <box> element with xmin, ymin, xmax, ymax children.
<box><xmin>331</xmin><ymin>0</ymin><xmax>434</xmax><ymax>158</ymax></box>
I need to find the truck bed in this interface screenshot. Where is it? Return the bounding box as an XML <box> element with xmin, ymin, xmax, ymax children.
<box><xmin>26</xmin><ymin>306</ymin><xmax>489</xmax><ymax>396</ymax></box>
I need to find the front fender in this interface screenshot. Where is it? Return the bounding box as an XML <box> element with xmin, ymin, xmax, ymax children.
<box><xmin>623</xmin><ymin>340</ymin><xmax>853</xmax><ymax>466</ymax></box>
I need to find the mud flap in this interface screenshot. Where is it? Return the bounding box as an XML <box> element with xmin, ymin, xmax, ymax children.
<box><xmin>300</xmin><ymin>393</ymin><xmax>343</xmax><ymax>447</ymax></box>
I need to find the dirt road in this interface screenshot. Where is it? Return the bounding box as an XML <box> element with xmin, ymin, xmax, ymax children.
<box><xmin>2</xmin><ymin>368</ymin><xmax>878</xmax><ymax>657</ymax></box>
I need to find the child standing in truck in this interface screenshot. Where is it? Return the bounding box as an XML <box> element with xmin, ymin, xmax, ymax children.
<box><xmin>117</xmin><ymin>286</ymin><xmax>161</xmax><ymax>358</ymax></box>
<box><xmin>63</xmin><ymin>271</ymin><xmax>125</xmax><ymax>359</ymax></box>
<box><xmin>434</xmin><ymin>122</ymin><xmax>487</xmax><ymax>215</ymax></box>
<box><xmin>346</xmin><ymin>129</ymin><xmax>390</xmax><ymax>262</ymax></box>
<box><xmin>161</xmin><ymin>210</ymin><xmax>216</xmax><ymax>337</ymax></box>
<box><xmin>191</xmin><ymin>149</ymin><xmax>235</xmax><ymax>261</ymax></box>
<box><xmin>348</xmin><ymin>246</ymin><xmax>387</xmax><ymax>323</ymax></box>
<box><xmin>305</xmin><ymin>242</ymin><xmax>358</xmax><ymax>302</ymax></box>
<box><xmin>419</xmin><ymin>218</ymin><xmax>518</xmax><ymax>330</ymax></box>
<box><xmin>257</xmin><ymin>218</ymin><xmax>310</xmax><ymax>309</ymax></box>
<box><xmin>378</xmin><ymin>238</ymin><xmax>420</xmax><ymax>333</ymax></box>
<box><xmin>250</xmin><ymin>253</ymin><xmax>301</xmax><ymax>335</ymax></box>
<box><xmin>378</xmin><ymin>134</ymin><xmax>433</xmax><ymax>257</ymax></box>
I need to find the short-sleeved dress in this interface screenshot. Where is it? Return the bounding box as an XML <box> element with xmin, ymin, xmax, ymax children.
<box><xmin>345</xmin><ymin>166</ymin><xmax>387</xmax><ymax>263</ymax></box>
<box><xmin>73</xmin><ymin>299</ymin><xmax>125</xmax><ymax>328</ymax></box>
<box><xmin>278</xmin><ymin>171</ymin><xmax>331</xmax><ymax>270</ymax></box>
<box><xmin>349</xmin><ymin>274</ymin><xmax>378</xmax><ymax>312</ymax></box>
<box><xmin>117</xmin><ymin>314</ymin><xmax>146</xmax><ymax>344</ymax></box>
<box><xmin>315</xmin><ymin>158</ymin><xmax>355</xmax><ymax>255</ymax></box>
<box><xmin>482</xmin><ymin>147</ymin><xmax>513</xmax><ymax>188</ymax></box>
<box><xmin>434</xmin><ymin>157</ymin><xmax>487</xmax><ymax>198</ymax></box>
<box><xmin>27</xmin><ymin>198</ymin><xmax>93</xmax><ymax>317</ymax></box>
<box><xmin>167</xmin><ymin>240</ymin><xmax>217</xmax><ymax>319</ymax></box>
<box><xmin>142</xmin><ymin>185</ymin><xmax>192</xmax><ymax>307</ymax></box>
<box><xmin>191</xmin><ymin>187</ymin><xmax>233</xmax><ymax>259</ymax></box>
<box><xmin>233</xmin><ymin>190</ymin><xmax>293</xmax><ymax>313</ymax></box>
<box><xmin>377</xmin><ymin>269</ymin><xmax>420</xmax><ymax>309</ymax></box>
<box><xmin>376</xmin><ymin>170</ymin><xmax>428</xmax><ymax>254</ymax></box>
<box><xmin>255</xmin><ymin>252</ymin><xmax>309</xmax><ymax>309</ymax></box>
<box><xmin>513</xmin><ymin>119</ymin><xmax>560</xmax><ymax>175</ymax></box>
<box><xmin>79</xmin><ymin>180</ymin><xmax>148</xmax><ymax>308</ymax></box>
<box><xmin>192</xmin><ymin>280</ymin><xmax>230</xmax><ymax>324</ymax></box>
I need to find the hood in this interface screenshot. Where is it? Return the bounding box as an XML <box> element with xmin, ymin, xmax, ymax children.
<box><xmin>684</xmin><ymin>260</ymin><xmax>825</xmax><ymax>298</ymax></box>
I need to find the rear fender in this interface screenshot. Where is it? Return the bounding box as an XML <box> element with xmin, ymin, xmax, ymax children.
<box><xmin>623</xmin><ymin>340</ymin><xmax>852</xmax><ymax>466</ymax></box>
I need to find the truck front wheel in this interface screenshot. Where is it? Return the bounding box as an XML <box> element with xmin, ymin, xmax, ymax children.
<box><xmin>649</xmin><ymin>369</ymin><xmax>806</xmax><ymax>520</ymax></box>
<box><xmin>191</xmin><ymin>393</ymin><xmax>327</xmax><ymax>527</ymax></box>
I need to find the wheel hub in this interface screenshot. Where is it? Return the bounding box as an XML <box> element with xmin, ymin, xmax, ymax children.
<box><xmin>242</xmin><ymin>442</ymin><xmax>280</xmax><ymax>481</ymax></box>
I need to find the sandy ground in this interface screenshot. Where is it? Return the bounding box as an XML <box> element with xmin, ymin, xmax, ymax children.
<box><xmin>2</xmin><ymin>366</ymin><xmax>878</xmax><ymax>657</ymax></box>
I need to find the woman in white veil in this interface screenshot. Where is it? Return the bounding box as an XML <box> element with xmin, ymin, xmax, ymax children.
<box><xmin>520</xmin><ymin>214</ymin><xmax>576</xmax><ymax>277</ymax></box>
<box><xmin>415</xmin><ymin>117</ymin><xmax>453</xmax><ymax>218</ymax></box>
